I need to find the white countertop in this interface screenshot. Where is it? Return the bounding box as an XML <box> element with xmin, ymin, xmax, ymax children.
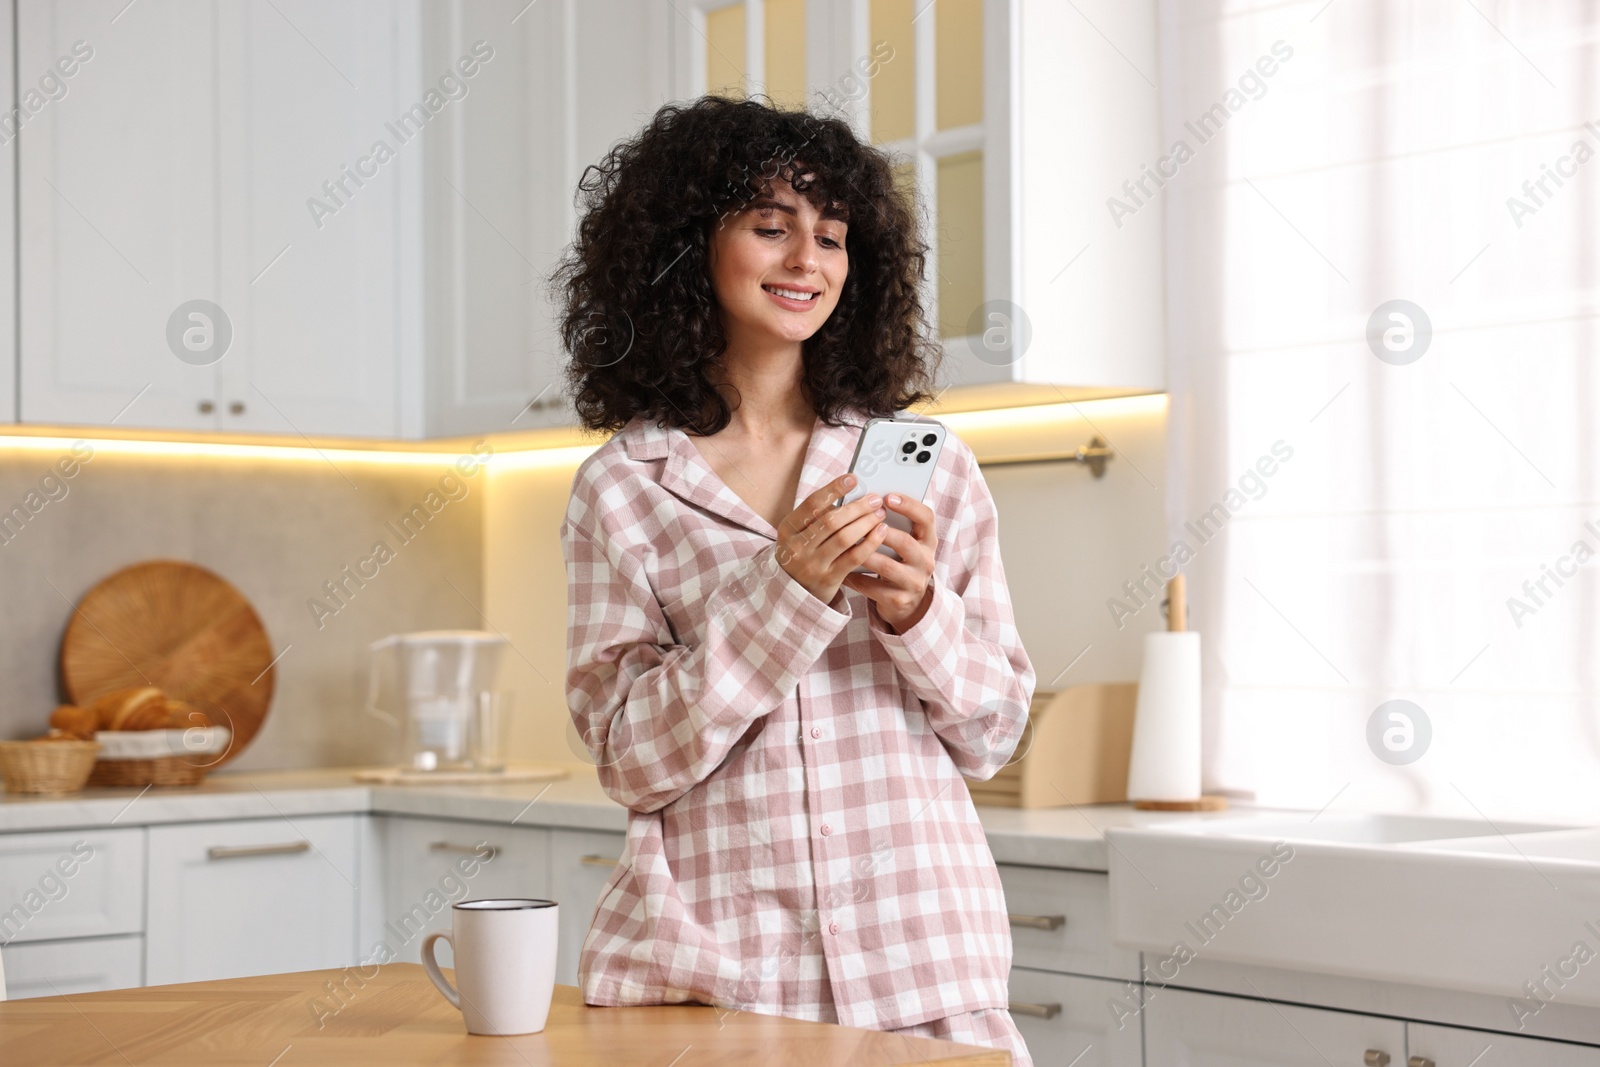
<box><xmin>0</xmin><ymin>764</ymin><xmax>1262</xmax><ymax>871</ymax></box>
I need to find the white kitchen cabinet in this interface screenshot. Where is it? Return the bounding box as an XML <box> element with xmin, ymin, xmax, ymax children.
<box><xmin>1007</xmin><ymin>967</ymin><xmax>1141</xmax><ymax>1067</ymax></box>
<box><xmin>548</xmin><ymin>828</ymin><xmax>626</xmax><ymax>987</ymax></box>
<box><xmin>417</xmin><ymin>0</ymin><xmax>679</xmax><ymax>436</ymax></box>
<box><xmin>17</xmin><ymin>0</ymin><xmax>412</xmax><ymax>437</ymax></box>
<box><xmin>1408</xmin><ymin>1022</ymin><xmax>1600</xmax><ymax>1066</ymax></box>
<box><xmin>0</xmin><ymin>0</ymin><xmax>16</xmax><ymax>423</ymax></box>
<box><xmin>1</xmin><ymin>935</ymin><xmax>142</xmax><ymax>999</ymax></box>
<box><xmin>375</xmin><ymin>816</ymin><xmax>550</xmax><ymax>965</ymax></box>
<box><xmin>0</xmin><ymin>828</ymin><xmax>142</xmax><ymax>944</ymax></box>
<box><xmin>16</xmin><ymin>0</ymin><xmax>679</xmax><ymax>439</ymax></box>
<box><xmin>1143</xmin><ymin>987</ymin><xmax>1404</xmax><ymax>1067</ymax></box>
<box><xmin>17</xmin><ymin>0</ymin><xmax>222</xmax><ymax>431</ymax></box>
<box><xmin>998</xmin><ymin>865</ymin><xmax>1139</xmax><ymax>981</ymax></box>
<box><xmin>210</xmin><ymin>0</ymin><xmax>416</xmax><ymax>438</ymax></box>
<box><xmin>765</xmin><ymin>0</ymin><xmax>1165</xmax><ymax>402</ymax></box>
<box><xmin>1000</xmin><ymin>0</ymin><xmax>1165</xmax><ymax>397</ymax></box>
<box><xmin>11</xmin><ymin>0</ymin><xmax>1162</xmax><ymax>442</ymax></box>
<box><xmin>145</xmin><ymin>815</ymin><xmax>359</xmax><ymax>986</ymax></box>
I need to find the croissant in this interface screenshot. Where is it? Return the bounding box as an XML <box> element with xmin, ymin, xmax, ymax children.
<box><xmin>162</xmin><ymin>699</ymin><xmax>213</xmax><ymax>730</ymax></box>
<box><xmin>88</xmin><ymin>686</ymin><xmax>168</xmax><ymax>731</ymax></box>
<box><xmin>49</xmin><ymin>704</ymin><xmax>98</xmax><ymax>740</ymax></box>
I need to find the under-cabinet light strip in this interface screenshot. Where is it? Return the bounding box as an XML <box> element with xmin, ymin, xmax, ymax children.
<box><xmin>0</xmin><ymin>395</ymin><xmax>1167</xmax><ymax>469</ymax></box>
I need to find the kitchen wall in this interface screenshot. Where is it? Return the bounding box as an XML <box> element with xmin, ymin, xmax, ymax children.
<box><xmin>485</xmin><ymin>398</ymin><xmax>1170</xmax><ymax>772</ymax></box>
<box><xmin>0</xmin><ymin>442</ymin><xmax>484</xmax><ymax>771</ymax></box>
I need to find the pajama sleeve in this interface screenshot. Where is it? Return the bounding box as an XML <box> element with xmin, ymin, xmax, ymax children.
<box><xmin>864</xmin><ymin>437</ymin><xmax>1037</xmax><ymax>781</ymax></box>
<box><xmin>563</xmin><ymin>518</ymin><xmax>854</xmax><ymax>814</ymax></box>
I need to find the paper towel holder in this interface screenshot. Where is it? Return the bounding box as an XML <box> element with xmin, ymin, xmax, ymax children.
<box><xmin>1129</xmin><ymin>574</ymin><xmax>1230</xmax><ymax>813</ymax></box>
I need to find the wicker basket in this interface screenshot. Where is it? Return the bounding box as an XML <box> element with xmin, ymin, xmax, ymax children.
<box><xmin>86</xmin><ymin>756</ymin><xmax>210</xmax><ymax>788</ymax></box>
<box><xmin>0</xmin><ymin>739</ymin><xmax>102</xmax><ymax>794</ymax></box>
<box><xmin>83</xmin><ymin>726</ymin><xmax>230</xmax><ymax>788</ymax></box>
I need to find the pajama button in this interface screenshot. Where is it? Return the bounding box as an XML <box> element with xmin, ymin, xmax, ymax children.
<box><xmin>810</xmin><ymin>727</ymin><xmax>821</xmax><ymax>739</ymax></box>
<box><xmin>828</xmin><ymin>922</ymin><xmax>840</xmax><ymax>935</ymax></box>
<box><xmin>820</xmin><ymin>824</ymin><xmax>832</xmax><ymax>836</ymax></box>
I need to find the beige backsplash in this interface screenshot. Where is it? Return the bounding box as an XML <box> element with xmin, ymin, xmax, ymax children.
<box><xmin>0</xmin><ymin>445</ymin><xmax>484</xmax><ymax>771</ymax></box>
<box><xmin>0</xmin><ymin>401</ymin><xmax>1167</xmax><ymax>774</ymax></box>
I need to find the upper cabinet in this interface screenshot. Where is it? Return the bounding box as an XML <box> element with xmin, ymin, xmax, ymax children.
<box><xmin>417</xmin><ymin>0</ymin><xmax>680</xmax><ymax>437</ymax></box>
<box><xmin>17</xmin><ymin>0</ymin><xmax>414</xmax><ymax>437</ymax></box>
<box><xmin>612</xmin><ymin>0</ymin><xmax>1167</xmax><ymax>405</ymax></box>
<box><xmin>8</xmin><ymin>0</ymin><xmax>1161</xmax><ymax>441</ymax></box>
<box><xmin>0</xmin><ymin>1</ymin><xmax>15</xmax><ymax>425</ymax></box>
<box><xmin>851</xmin><ymin>0</ymin><xmax>1165</xmax><ymax>398</ymax></box>
<box><xmin>1008</xmin><ymin>0</ymin><xmax>1166</xmax><ymax>396</ymax></box>
<box><xmin>14</xmin><ymin>0</ymin><xmax>680</xmax><ymax>439</ymax></box>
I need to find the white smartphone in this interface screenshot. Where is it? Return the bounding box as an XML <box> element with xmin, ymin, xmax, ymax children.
<box><xmin>836</xmin><ymin>417</ymin><xmax>946</xmax><ymax>574</ymax></box>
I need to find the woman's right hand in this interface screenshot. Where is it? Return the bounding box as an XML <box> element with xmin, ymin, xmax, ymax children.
<box><xmin>775</xmin><ymin>474</ymin><xmax>889</xmax><ymax>604</ymax></box>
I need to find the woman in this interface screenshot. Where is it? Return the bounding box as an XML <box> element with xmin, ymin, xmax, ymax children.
<box><xmin>554</xmin><ymin>96</ymin><xmax>1035</xmax><ymax>1067</ymax></box>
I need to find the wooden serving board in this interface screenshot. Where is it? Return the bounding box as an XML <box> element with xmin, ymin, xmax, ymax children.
<box><xmin>60</xmin><ymin>560</ymin><xmax>275</xmax><ymax>769</ymax></box>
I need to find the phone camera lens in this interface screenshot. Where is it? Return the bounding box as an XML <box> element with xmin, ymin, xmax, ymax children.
<box><xmin>901</xmin><ymin>441</ymin><xmax>917</xmax><ymax>454</ymax></box>
<box><xmin>916</xmin><ymin>450</ymin><xmax>931</xmax><ymax>463</ymax></box>
<box><xmin>921</xmin><ymin>433</ymin><xmax>937</xmax><ymax>446</ymax></box>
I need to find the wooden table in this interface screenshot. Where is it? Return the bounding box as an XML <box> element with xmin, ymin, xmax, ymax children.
<box><xmin>0</xmin><ymin>964</ymin><xmax>1009</xmax><ymax>1065</ymax></box>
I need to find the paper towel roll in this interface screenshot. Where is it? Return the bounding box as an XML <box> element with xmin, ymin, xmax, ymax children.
<box><xmin>1125</xmin><ymin>631</ymin><xmax>1202</xmax><ymax>802</ymax></box>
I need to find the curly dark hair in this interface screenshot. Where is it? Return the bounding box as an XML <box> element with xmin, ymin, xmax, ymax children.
<box><xmin>551</xmin><ymin>94</ymin><xmax>942</xmax><ymax>436</ymax></box>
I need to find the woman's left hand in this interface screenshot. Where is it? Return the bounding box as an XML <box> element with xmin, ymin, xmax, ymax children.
<box><xmin>840</xmin><ymin>493</ymin><xmax>937</xmax><ymax>632</ymax></box>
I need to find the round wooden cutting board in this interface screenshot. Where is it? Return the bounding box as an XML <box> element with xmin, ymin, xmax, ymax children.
<box><xmin>60</xmin><ymin>561</ymin><xmax>276</xmax><ymax>768</ymax></box>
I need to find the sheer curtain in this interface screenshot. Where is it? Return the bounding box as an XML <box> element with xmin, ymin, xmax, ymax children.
<box><xmin>1159</xmin><ymin>0</ymin><xmax>1600</xmax><ymax>821</ymax></box>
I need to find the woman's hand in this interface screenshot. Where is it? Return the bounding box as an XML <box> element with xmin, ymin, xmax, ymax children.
<box><xmin>776</xmin><ymin>474</ymin><xmax>891</xmax><ymax>605</ymax></box>
<box><xmin>840</xmin><ymin>493</ymin><xmax>937</xmax><ymax>632</ymax></box>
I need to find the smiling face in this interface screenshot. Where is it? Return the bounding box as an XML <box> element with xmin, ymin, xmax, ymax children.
<box><xmin>706</xmin><ymin>176</ymin><xmax>849</xmax><ymax>351</ymax></box>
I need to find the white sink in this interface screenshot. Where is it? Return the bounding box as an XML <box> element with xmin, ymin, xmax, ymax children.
<box><xmin>1139</xmin><ymin>812</ymin><xmax>1555</xmax><ymax>846</ymax></box>
<box><xmin>1106</xmin><ymin>812</ymin><xmax>1600</xmax><ymax>1009</ymax></box>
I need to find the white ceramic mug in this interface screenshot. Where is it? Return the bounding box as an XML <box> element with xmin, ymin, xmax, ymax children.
<box><xmin>422</xmin><ymin>898</ymin><xmax>560</xmax><ymax>1035</ymax></box>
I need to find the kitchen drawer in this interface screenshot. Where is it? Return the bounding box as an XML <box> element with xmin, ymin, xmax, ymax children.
<box><xmin>997</xmin><ymin>865</ymin><xmax>1138</xmax><ymax>980</ymax></box>
<box><xmin>146</xmin><ymin>815</ymin><xmax>359</xmax><ymax>985</ymax></box>
<box><xmin>1409</xmin><ymin>1021</ymin><xmax>1600</xmax><ymax>1066</ymax></box>
<box><xmin>549</xmin><ymin>829</ymin><xmax>627</xmax><ymax>987</ymax></box>
<box><xmin>1145</xmin><ymin>987</ymin><xmax>1404</xmax><ymax>1066</ymax></box>
<box><xmin>0</xmin><ymin>828</ymin><xmax>143</xmax><ymax>944</ymax></box>
<box><xmin>2</xmin><ymin>935</ymin><xmax>143</xmax><ymax>998</ymax></box>
<box><xmin>378</xmin><ymin>816</ymin><xmax>550</xmax><ymax>965</ymax></box>
<box><xmin>1007</xmin><ymin>967</ymin><xmax>1142</xmax><ymax>1067</ymax></box>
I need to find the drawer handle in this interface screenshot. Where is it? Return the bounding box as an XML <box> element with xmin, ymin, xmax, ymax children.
<box><xmin>1364</xmin><ymin>1052</ymin><xmax>1391</xmax><ymax>1067</ymax></box>
<box><xmin>1008</xmin><ymin>1000</ymin><xmax>1061</xmax><ymax>1020</ymax></box>
<box><xmin>1407</xmin><ymin>1058</ymin><xmax>1434</xmax><ymax>1067</ymax></box>
<box><xmin>430</xmin><ymin>841</ymin><xmax>499</xmax><ymax>860</ymax></box>
<box><xmin>1008</xmin><ymin>913</ymin><xmax>1065</xmax><ymax>931</ymax></box>
<box><xmin>207</xmin><ymin>841</ymin><xmax>310</xmax><ymax>861</ymax></box>
<box><xmin>580</xmin><ymin>854</ymin><xmax>621</xmax><ymax>867</ymax></box>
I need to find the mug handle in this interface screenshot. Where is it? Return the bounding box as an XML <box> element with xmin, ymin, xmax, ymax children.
<box><xmin>421</xmin><ymin>931</ymin><xmax>461</xmax><ymax>1009</ymax></box>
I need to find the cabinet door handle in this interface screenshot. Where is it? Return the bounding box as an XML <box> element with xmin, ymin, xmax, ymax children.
<box><xmin>207</xmin><ymin>841</ymin><xmax>310</xmax><ymax>861</ymax></box>
<box><xmin>1008</xmin><ymin>913</ymin><xmax>1065</xmax><ymax>931</ymax></box>
<box><xmin>1008</xmin><ymin>1000</ymin><xmax>1061</xmax><ymax>1020</ymax></box>
<box><xmin>430</xmin><ymin>841</ymin><xmax>498</xmax><ymax>860</ymax></box>
<box><xmin>229</xmin><ymin>400</ymin><xmax>245</xmax><ymax>415</ymax></box>
<box><xmin>198</xmin><ymin>400</ymin><xmax>215</xmax><ymax>414</ymax></box>
<box><xmin>1364</xmin><ymin>1052</ymin><xmax>1391</xmax><ymax>1067</ymax></box>
<box><xmin>1407</xmin><ymin>1059</ymin><xmax>1434</xmax><ymax>1067</ymax></box>
<box><xmin>580</xmin><ymin>854</ymin><xmax>621</xmax><ymax>867</ymax></box>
